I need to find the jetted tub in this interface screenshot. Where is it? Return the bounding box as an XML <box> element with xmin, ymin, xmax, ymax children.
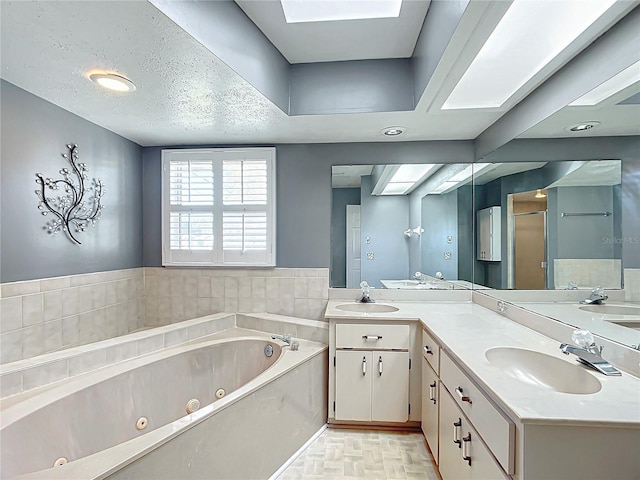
<box><xmin>0</xmin><ymin>328</ymin><xmax>328</xmax><ymax>480</ymax></box>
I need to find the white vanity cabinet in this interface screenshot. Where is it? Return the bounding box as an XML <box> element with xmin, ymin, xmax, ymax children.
<box><xmin>439</xmin><ymin>384</ymin><xmax>509</xmax><ymax>480</ymax></box>
<box><xmin>477</xmin><ymin>206</ymin><xmax>501</xmax><ymax>261</ymax></box>
<box><xmin>421</xmin><ymin>329</ymin><xmax>440</xmax><ymax>462</ymax></box>
<box><xmin>330</xmin><ymin>322</ymin><xmax>416</xmax><ymax>426</ymax></box>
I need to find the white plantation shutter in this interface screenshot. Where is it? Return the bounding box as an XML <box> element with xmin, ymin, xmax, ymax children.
<box><xmin>162</xmin><ymin>148</ymin><xmax>276</xmax><ymax>266</ymax></box>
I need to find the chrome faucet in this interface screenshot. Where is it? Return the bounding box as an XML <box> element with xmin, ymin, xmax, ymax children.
<box><xmin>560</xmin><ymin>329</ymin><xmax>621</xmax><ymax>376</ymax></box>
<box><xmin>580</xmin><ymin>286</ymin><xmax>608</xmax><ymax>305</ymax></box>
<box><xmin>271</xmin><ymin>333</ymin><xmax>291</xmax><ymax>345</ymax></box>
<box><xmin>414</xmin><ymin>271</ymin><xmax>426</xmax><ymax>284</ymax></box>
<box><xmin>357</xmin><ymin>281</ymin><xmax>375</xmax><ymax>303</ymax></box>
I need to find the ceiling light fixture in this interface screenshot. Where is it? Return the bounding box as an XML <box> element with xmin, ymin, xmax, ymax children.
<box><xmin>442</xmin><ymin>0</ymin><xmax>617</xmax><ymax>110</ymax></box>
<box><xmin>535</xmin><ymin>189</ymin><xmax>547</xmax><ymax>199</ymax></box>
<box><xmin>88</xmin><ymin>71</ymin><xmax>136</xmax><ymax>93</ymax></box>
<box><xmin>567</xmin><ymin>121</ymin><xmax>601</xmax><ymax>132</ymax></box>
<box><xmin>281</xmin><ymin>0</ymin><xmax>402</xmax><ymax>24</ymax></box>
<box><xmin>569</xmin><ymin>60</ymin><xmax>640</xmax><ymax>106</ymax></box>
<box><xmin>381</xmin><ymin>126</ymin><xmax>406</xmax><ymax>137</ymax></box>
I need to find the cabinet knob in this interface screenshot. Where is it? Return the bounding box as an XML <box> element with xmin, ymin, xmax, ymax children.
<box><xmin>378</xmin><ymin>356</ymin><xmax>383</xmax><ymax>376</ymax></box>
<box><xmin>362</xmin><ymin>356</ymin><xmax>367</xmax><ymax>376</ymax></box>
<box><xmin>423</xmin><ymin>345</ymin><xmax>433</xmax><ymax>355</ymax></box>
<box><xmin>363</xmin><ymin>335</ymin><xmax>383</xmax><ymax>340</ymax></box>
<box><xmin>429</xmin><ymin>382</ymin><xmax>436</xmax><ymax>404</ymax></box>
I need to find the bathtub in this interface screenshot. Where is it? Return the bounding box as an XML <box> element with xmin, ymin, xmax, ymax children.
<box><xmin>0</xmin><ymin>328</ymin><xmax>328</xmax><ymax>479</ymax></box>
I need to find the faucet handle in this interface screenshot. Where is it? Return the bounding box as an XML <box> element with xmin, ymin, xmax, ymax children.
<box><xmin>592</xmin><ymin>285</ymin><xmax>604</xmax><ymax>295</ymax></box>
<box><xmin>572</xmin><ymin>329</ymin><xmax>595</xmax><ymax>349</ymax></box>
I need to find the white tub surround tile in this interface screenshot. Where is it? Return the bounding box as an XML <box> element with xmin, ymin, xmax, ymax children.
<box><xmin>143</xmin><ymin>268</ymin><xmax>330</xmax><ymax>325</ymax></box>
<box><xmin>0</xmin><ymin>313</ymin><xmax>236</xmax><ymax>398</ymax></box>
<box><xmin>1</xmin><ymin>268</ymin><xmax>145</xmax><ymax>364</ymax></box>
<box><xmin>624</xmin><ymin>268</ymin><xmax>640</xmax><ymax>301</ymax></box>
<box><xmin>236</xmin><ymin>313</ymin><xmax>329</xmax><ymax>344</ymax></box>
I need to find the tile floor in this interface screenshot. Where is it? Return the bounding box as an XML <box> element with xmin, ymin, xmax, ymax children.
<box><xmin>275</xmin><ymin>428</ymin><xmax>440</xmax><ymax>480</ymax></box>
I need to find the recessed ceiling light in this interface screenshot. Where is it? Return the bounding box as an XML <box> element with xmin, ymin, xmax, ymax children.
<box><xmin>88</xmin><ymin>71</ymin><xmax>136</xmax><ymax>93</ymax></box>
<box><xmin>281</xmin><ymin>0</ymin><xmax>402</xmax><ymax>24</ymax></box>
<box><xmin>567</xmin><ymin>121</ymin><xmax>601</xmax><ymax>132</ymax></box>
<box><xmin>381</xmin><ymin>126</ymin><xmax>406</xmax><ymax>137</ymax></box>
<box><xmin>442</xmin><ymin>0</ymin><xmax>617</xmax><ymax>110</ymax></box>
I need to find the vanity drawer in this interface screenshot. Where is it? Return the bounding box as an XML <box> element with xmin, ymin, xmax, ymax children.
<box><xmin>422</xmin><ymin>328</ymin><xmax>440</xmax><ymax>373</ymax></box>
<box><xmin>336</xmin><ymin>324</ymin><xmax>410</xmax><ymax>350</ymax></box>
<box><xmin>440</xmin><ymin>351</ymin><xmax>515</xmax><ymax>475</ymax></box>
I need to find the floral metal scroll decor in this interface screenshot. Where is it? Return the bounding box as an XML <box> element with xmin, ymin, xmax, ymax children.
<box><xmin>35</xmin><ymin>144</ymin><xmax>105</xmax><ymax>244</ymax></box>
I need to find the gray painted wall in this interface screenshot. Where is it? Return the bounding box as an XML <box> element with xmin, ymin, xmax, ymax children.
<box><xmin>141</xmin><ymin>141</ymin><xmax>474</xmax><ymax>269</ymax></box>
<box><xmin>421</xmin><ymin>191</ymin><xmax>458</xmax><ymax>280</ymax></box>
<box><xmin>1</xmin><ymin>80</ymin><xmax>143</xmax><ymax>282</ymax></box>
<box><xmin>360</xmin><ymin>176</ymin><xmax>410</xmax><ymax>288</ymax></box>
<box><xmin>330</xmin><ymin>188</ymin><xmax>361</xmax><ymax>288</ymax></box>
<box><xmin>290</xmin><ymin>59</ymin><xmax>414</xmax><ymax>115</ymax></box>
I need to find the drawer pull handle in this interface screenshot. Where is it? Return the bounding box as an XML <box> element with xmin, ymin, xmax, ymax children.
<box><xmin>462</xmin><ymin>433</ymin><xmax>472</xmax><ymax>466</ymax></box>
<box><xmin>453</xmin><ymin>418</ymin><xmax>462</xmax><ymax>447</ymax></box>
<box><xmin>423</xmin><ymin>345</ymin><xmax>433</xmax><ymax>355</ymax></box>
<box><xmin>362</xmin><ymin>356</ymin><xmax>367</xmax><ymax>376</ymax></box>
<box><xmin>429</xmin><ymin>382</ymin><xmax>436</xmax><ymax>404</ymax></box>
<box><xmin>363</xmin><ymin>335</ymin><xmax>383</xmax><ymax>340</ymax></box>
<box><xmin>378</xmin><ymin>356</ymin><xmax>383</xmax><ymax>376</ymax></box>
<box><xmin>456</xmin><ymin>386</ymin><xmax>472</xmax><ymax>404</ymax></box>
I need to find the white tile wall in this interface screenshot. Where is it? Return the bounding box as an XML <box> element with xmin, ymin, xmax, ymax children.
<box><xmin>0</xmin><ymin>268</ymin><xmax>144</xmax><ymax>364</ymax></box>
<box><xmin>553</xmin><ymin>259</ymin><xmax>622</xmax><ymax>289</ymax></box>
<box><xmin>624</xmin><ymin>268</ymin><xmax>640</xmax><ymax>301</ymax></box>
<box><xmin>144</xmin><ymin>267</ymin><xmax>330</xmax><ymax>326</ymax></box>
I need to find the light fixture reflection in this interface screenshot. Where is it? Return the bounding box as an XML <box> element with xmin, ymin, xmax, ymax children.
<box><xmin>535</xmin><ymin>189</ymin><xmax>547</xmax><ymax>199</ymax></box>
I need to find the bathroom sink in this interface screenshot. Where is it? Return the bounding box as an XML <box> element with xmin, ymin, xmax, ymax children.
<box><xmin>485</xmin><ymin>347</ymin><xmax>601</xmax><ymax>394</ymax></box>
<box><xmin>579</xmin><ymin>305</ymin><xmax>640</xmax><ymax>316</ymax></box>
<box><xmin>335</xmin><ymin>303</ymin><xmax>399</xmax><ymax>313</ymax></box>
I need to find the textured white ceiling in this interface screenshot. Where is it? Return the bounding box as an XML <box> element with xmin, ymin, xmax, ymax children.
<box><xmin>0</xmin><ymin>1</ymin><xmax>637</xmax><ymax>148</ymax></box>
<box><xmin>234</xmin><ymin>0</ymin><xmax>430</xmax><ymax>63</ymax></box>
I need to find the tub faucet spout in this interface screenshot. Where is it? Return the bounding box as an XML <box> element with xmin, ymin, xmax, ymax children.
<box><xmin>271</xmin><ymin>333</ymin><xmax>291</xmax><ymax>345</ymax></box>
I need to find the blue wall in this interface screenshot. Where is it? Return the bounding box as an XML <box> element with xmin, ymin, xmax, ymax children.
<box><xmin>0</xmin><ymin>80</ymin><xmax>143</xmax><ymax>282</ymax></box>
<box><xmin>360</xmin><ymin>176</ymin><xmax>410</xmax><ymax>288</ymax></box>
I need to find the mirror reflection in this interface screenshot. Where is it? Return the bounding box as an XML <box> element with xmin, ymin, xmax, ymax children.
<box><xmin>331</xmin><ymin>160</ymin><xmax>623</xmax><ymax>291</ymax></box>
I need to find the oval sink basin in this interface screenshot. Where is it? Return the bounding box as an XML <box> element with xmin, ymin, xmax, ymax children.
<box><xmin>335</xmin><ymin>303</ymin><xmax>399</xmax><ymax>313</ymax></box>
<box><xmin>579</xmin><ymin>305</ymin><xmax>640</xmax><ymax>316</ymax></box>
<box><xmin>485</xmin><ymin>347</ymin><xmax>601</xmax><ymax>395</ymax></box>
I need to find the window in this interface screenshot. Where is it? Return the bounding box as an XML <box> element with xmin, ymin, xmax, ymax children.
<box><xmin>162</xmin><ymin>148</ymin><xmax>276</xmax><ymax>266</ymax></box>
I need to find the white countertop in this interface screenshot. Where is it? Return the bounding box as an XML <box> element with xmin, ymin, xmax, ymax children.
<box><xmin>325</xmin><ymin>300</ymin><xmax>640</xmax><ymax>427</ymax></box>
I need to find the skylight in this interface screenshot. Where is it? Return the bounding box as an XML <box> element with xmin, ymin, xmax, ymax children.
<box><xmin>281</xmin><ymin>0</ymin><xmax>402</xmax><ymax>24</ymax></box>
<box><xmin>380</xmin><ymin>164</ymin><xmax>439</xmax><ymax>195</ymax></box>
<box><xmin>442</xmin><ymin>0</ymin><xmax>617</xmax><ymax>110</ymax></box>
<box><xmin>569</xmin><ymin>60</ymin><xmax>640</xmax><ymax>106</ymax></box>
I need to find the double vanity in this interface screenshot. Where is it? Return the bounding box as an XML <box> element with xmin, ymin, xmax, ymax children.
<box><xmin>325</xmin><ymin>295</ymin><xmax>640</xmax><ymax>480</ymax></box>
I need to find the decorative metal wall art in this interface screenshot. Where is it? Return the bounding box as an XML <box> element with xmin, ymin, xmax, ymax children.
<box><xmin>35</xmin><ymin>144</ymin><xmax>105</xmax><ymax>244</ymax></box>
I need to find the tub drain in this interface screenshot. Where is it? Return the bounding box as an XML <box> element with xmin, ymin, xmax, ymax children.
<box><xmin>53</xmin><ymin>457</ymin><xmax>68</xmax><ymax>468</ymax></box>
<box><xmin>136</xmin><ymin>417</ymin><xmax>148</xmax><ymax>430</ymax></box>
<box><xmin>215</xmin><ymin>388</ymin><xmax>226</xmax><ymax>399</ymax></box>
<box><xmin>186</xmin><ymin>398</ymin><xmax>201</xmax><ymax>414</ymax></box>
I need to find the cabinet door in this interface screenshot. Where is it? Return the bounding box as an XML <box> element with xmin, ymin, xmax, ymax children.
<box><xmin>335</xmin><ymin>351</ymin><xmax>371</xmax><ymax>421</ymax></box>
<box><xmin>477</xmin><ymin>208</ymin><xmax>490</xmax><ymax>261</ymax></box>
<box><xmin>439</xmin><ymin>384</ymin><xmax>470</xmax><ymax>480</ymax></box>
<box><xmin>421</xmin><ymin>358</ymin><xmax>439</xmax><ymax>463</ymax></box>
<box><xmin>439</xmin><ymin>385</ymin><xmax>509</xmax><ymax>480</ymax></box>
<box><xmin>371</xmin><ymin>351</ymin><xmax>409</xmax><ymax>423</ymax></box>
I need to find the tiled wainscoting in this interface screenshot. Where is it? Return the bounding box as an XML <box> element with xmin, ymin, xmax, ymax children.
<box><xmin>0</xmin><ymin>269</ymin><xmax>144</xmax><ymax>364</ymax></box>
<box><xmin>144</xmin><ymin>267</ymin><xmax>330</xmax><ymax>326</ymax></box>
<box><xmin>1</xmin><ymin>267</ymin><xmax>330</xmax><ymax>367</ymax></box>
